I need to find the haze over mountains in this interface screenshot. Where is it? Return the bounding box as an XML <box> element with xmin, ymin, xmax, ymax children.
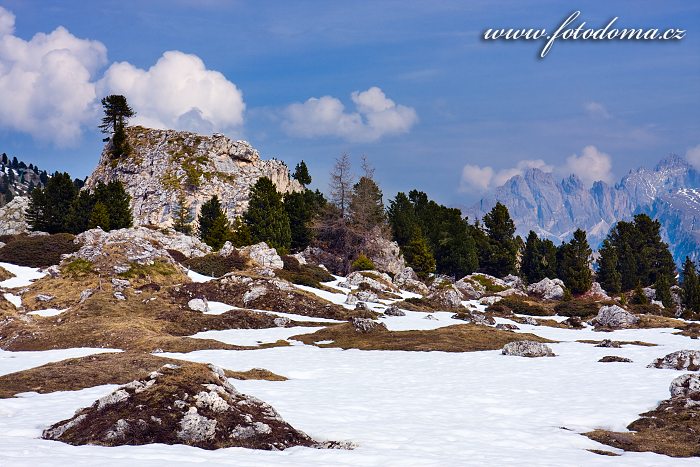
<box><xmin>465</xmin><ymin>155</ymin><xmax>700</xmax><ymax>265</ymax></box>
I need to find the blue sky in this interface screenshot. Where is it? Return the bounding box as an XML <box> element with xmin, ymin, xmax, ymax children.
<box><xmin>0</xmin><ymin>0</ymin><xmax>698</xmax><ymax>207</ymax></box>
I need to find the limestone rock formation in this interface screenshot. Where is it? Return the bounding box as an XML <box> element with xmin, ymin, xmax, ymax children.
<box><xmin>0</xmin><ymin>196</ymin><xmax>29</xmax><ymax>235</ymax></box>
<box><xmin>501</xmin><ymin>340</ymin><xmax>554</xmax><ymax>358</ymax></box>
<box><xmin>590</xmin><ymin>305</ymin><xmax>639</xmax><ymax>328</ymax></box>
<box><xmin>669</xmin><ymin>373</ymin><xmax>700</xmax><ymax>399</ymax></box>
<box><xmin>42</xmin><ymin>363</ymin><xmax>317</xmax><ymax>450</ymax></box>
<box><xmin>84</xmin><ymin>127</ymin><xmax>302</xmax><ymax>228</ymax></box>
<box><xmin>527</xmin><ymin>278</ymin><xmax>565</xmax><ymax>301</ymax></box>
<box><xmin>649</xmin><ymin>350</ymin><xmax>700</xmax><ymax>371</ymax></box>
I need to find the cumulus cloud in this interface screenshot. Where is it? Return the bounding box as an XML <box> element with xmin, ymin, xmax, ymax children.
<box><xmin>0</xmin><ymin>6</ymin><xmax>107</xmax><ymax>145</ymax></box>
<box><xmin>583</xmin><ymin>101</ymin><xmax>611</xmax><ymax>119</ymax></box>
<box><xmin>282</xmin><ymin>86</ymin><xmax>417</xmax><ymax>142</ymax></box>
<box><xmin>0</xmin><ymin>7</ymin><xmax>245</xmax><ymax>145</ymax></box>
<box><xmin>98</xmin><ymin>51</ymin><xmax>244</xmax><ymax>133</ymax></box>
<box><xmin>459</xmin><ymin>159</ymin><xmax>553</xmax><ymax>193</ymax></box>
<box><xmin>686</xmin><ymin>144</ymin><xmax>700</xmax><ymax>170</ymax></box>
<box><xmin>563</xmin><ymin>145</ymin><xmax>613</xmax><ymax>185</ymax></box>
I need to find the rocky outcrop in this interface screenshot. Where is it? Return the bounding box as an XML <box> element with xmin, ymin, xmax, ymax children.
<box><xmin>42</xmin><ymin>363</ymin><xmax>318</xmax><ymax>450</ymax></box>
<box><xmin>649</xmin><ymin>350</ymin><xmax>700</xmax><ymax>371</ymax></box>
<box><xmin>599</xmin><ymin>356</ymin><xmax>632</xmax><ymax>363</ymax></box>
<box><xmin>363</xmin><ymin>234</ymin><xmax>405</xmax><ymax>275</ymax></box>
<box><xmin>84</xmin><ymin>127</ymin><xmax>302</xmax><ymax>229</ymax></box>
<box><xmin>383</xmin><ymin>305</ymin><xmax>405</xmax><ymax>317</ymax></box>
<box><xmin>392</xmin><ymin>267</ymin><xmax>428</xmax><ymax>295</ymax></box>
<box><xmin>0</xmin><ymin>196</ymin><xmax>29</xmax><ymax>235</ymax></box>
<box><xmin>590</xmin><ymin>305</ymin><xmax>639</xmax><ymax>328</ymax></box>
<box><xmin>350</xmin><ymin>317</ymin><xmax>387</xmax><ymax>333</ymax></box>
<box><xmin>584</xmin><ymin>282</ymin><xmax>610</xmax><ymax>300</ymax></box>
<box><xmin>297</xmin><ymin>247</ymin><xmax>343</xmax><ymax>275</ymax></box>
<box><xmin>501</xmin><ymin>340</ymin><xmax>554</xmax><ymax>357</ymax></box>
<box><xmin>340</xmin><ymin>271</ymin><xmax>397</xmax><ymax>294</ymax></box>
<box><xmin>669</xmin><ymin>373</ymin><xmax>700</xmax><ymax>399</ymax></box>
<box><xmin>526</xmin><ymin>278</ymin><xmax>565</xmax><ymax>300</ymax></box>
<box><xmin>426</xmin><ymin>284</ymin><xmax>464</xmax><ymax>309</ymax></box>
<box><xmin>238</xmin><ymin>242</ymin><xmax>283</xmax><ymax>270</ymax></box>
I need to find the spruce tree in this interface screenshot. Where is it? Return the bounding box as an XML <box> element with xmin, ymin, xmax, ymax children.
<box><xmin>597</xmin><ymin>238</ymin><xmax>622</xmax><ymax>294</ymax></box>
<box><xmin>26</xmin><ymin>188</ymin><xmax>47</xmax><ymax>231</ymax></box>
<box><xmin>101</xmin><ymin>181</ymin><xmax>132</xmax><ymax>229</ymax></box>
<box><xmin>682</xmin><ymin>257</ymin><xmax>700</xmax><ymax>313</ymax></box>
<box><xmin>244</xmin><ymin>177</ymin><xmax>291</xmax><ymax>251</ymax></box>
<box><xmin>66</xmin><ymin>190</ymin><xmax>96</xmax><ymax>234</ymax></box>
<box><xmin>99</xmin><ymin>95</ymin><xmax>136</xmax><ymax>158</ymax></box>
<box><xmin>349</xmin><ymin>176</ymin><xmax>385</xmax><ymax>233</ymax></box>
<box><xmin>204</xmin><ymin>214</ymin><xmax>231</xmax><ymax>250</ymax></box>
<box><xmin>88</xmin><ymin>202</ymin><xmax>110</xmax><ymax>230</ymax></box>
<box><xmin>481</xmin><ymin>202</ymin><xmax>517</xmax><ymax>277</ymax></box>
<box><xmin>520</xmin><ymin>231</ymin><xmax>543</xmax><ymax>284</ymax></box>
<box><xmin>292</xmin><ymin>161</ymin><xmax>312</xmax><ymax>186</ymax></box>
<box><xmin>403</xmin><ymin>233</ymin><xmax>436</xmax><ymax>279</ymax></box>
<box><xmin>198</xmin><ymin>195</ymin><xmax>226</xmax><ymax>246</ymax></box>
<box><xmin>559</xmin><ymin>229</ymin><xmax>592</xmax><ymax>294</ymax></box>
<box><xmin>654</xmin><ymin>273</ymin><xmax>673</xmax><ymax>308</ymax></box>
<box><xmin>43</xmin><ymin>172</ymin><xmax>77</xmax><ymax>233</ymax></box>
<box><xmin>172</xmin><ymin>191</ymin><xmax>193</xmax><ymax>235</ymax></box>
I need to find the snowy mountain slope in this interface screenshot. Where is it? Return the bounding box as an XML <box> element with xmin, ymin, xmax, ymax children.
<box><xmin>465</xmin><ymin>155</ymin><xmax>700</xmax><ymax>265</ymax></box>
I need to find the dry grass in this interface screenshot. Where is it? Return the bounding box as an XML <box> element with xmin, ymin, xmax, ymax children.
<box><xmin>291</xmin><ymin>323</ymin><xmax>553</xmax><ymax>352</ymax></box>
<box><xmin>0</xmin><ymin>264</ymin><xmax>13</xmax><ymax>281</ymax></box>
<box><xmin>587</xmin><ymin>449</ymin><xmax>620</xmax><ymax>456</ymax></box>
<box><xmin>576</xmin><ymin>339</ymin><xmax>658</xmax><ymax>347</ymax></box>
<box><xmin>585</xmin><ymin>395</ymin><xmax>700</xmax><ymax>457</ymax></box>
<box><xmin>0</xmin><ymin>352</ymin><xmax>288</xmax><ymax>398</ymax></box>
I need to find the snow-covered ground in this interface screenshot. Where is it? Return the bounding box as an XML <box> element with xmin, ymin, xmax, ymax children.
<box><xmin>2</xmin><ymin>279</ymin><xmax>700</xmax><ymax>465</ymax></box>
<box><xmin>0</xmin><ymin>262</ymin><xmax>46</xmax><ymax>288</ymax></box>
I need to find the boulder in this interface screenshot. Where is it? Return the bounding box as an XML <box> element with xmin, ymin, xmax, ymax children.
<box><xmin>454</xmin><ymin>277</ymin><xmax>485</xmax><ymax>299</ymax></box>
<box><xmin>345</xmin><ymin>290</ymin><xmax>379</xmax><ymax>305</ymax></box>
<box><xmin>527</xmin><ymin>278</ymin><xmax>565</xmax><ymax>301</ymax></box>
<box><xmin>42</xmin><ymin>363</ymin><xmax>318</xmax><ymax>450</ymax></box>
<box><xmin>502</xmin><ymin>341</ymin><xmax>554</xmax><ymax>358</ymax></box>
<box><xmin>392</xmin><ymin>267</ymin><xmax>428</xmax><ymax>295</ymax></box>
<box><xmin>36</xmin><ymin>294</ymin><xmax>54</xmax><ymax>302</ymax></box>
<box><xmin>595</xmin><ymin>339</ymin><xmax>621</xmax><ymax>348</ymax></box>
<box><xmin>585</xmin><ymin>282</ymin><xmax>610</xmax><ymax>300</ymax></box>
<box><xmin>669</xmin><ymin>373</ymin><xmax>700</xmax><ymax>399</ymax></box>
<box><xmin>363</xmin><ymin>234</ymin><xmax>406</xmax><ymax>275</ymax></box>
<box><xmin>350</xmin><ymin>318</ymin><xmax>387</xmax><ymax>333</ymax></box>
<box><xmin>480</xmin><ymin>296</ymin><xmax>502</xmax><ymax>306</ymax></box>
<box><xmin>0</xmin><ymin>196</ymin><xmax>29</xmax><ymax>235</ymax></box>
<box><xmin>340</xmin><ymin>271</ymin><xmax>396</xmax><ymax>294</ymax></box>
<box><xmin>426</xmin><ymin>286</ymin><xmax>464</xmax><ymax>309</ymax></box>
<box><xmin>502</xmin><ymin>274</ymin><xmax>526</xmax><ymax>292</ymax></box>
<box><xmin>298</xmin><ymin>246</ymin><xmax>344</xmax><ymax>276</ymax></box>
<box><xmin>563</xmin><ymin>316</ymin><xmax>584</xmax><ymax>329</ymax></box>
<box><xmin>599</xmin><ymin>356</ymin><xmax>633</xmax><ymax>363</ymax></box>
<box><xmin>496</xmin><ymin>323</ymin><xmax>519</xmax><ymax>331</ymax></box>
<box><xmin>188</xmin><ymin>298</ymin><xmax>209</xmax><ymax>313</ymax></box>
<box><xmin>520</xmin><ymin>316</ymin><xmax>539</xmax><ymax>326</ymax></box>
<box><xmin>383</xmin><ymin>305</ymin><xmax>406</xmax><ymax>317</ymax></box>
<box><xmin>590</xmin><ymin>305</ymin><xmax>639</xmax><ymax>328</ymax></box>
<box><xmin>239</xmin><ymin>242</ymin><xmax>283</xmax><ymax>270</ymax></box>
<box><xmin>649</xmin><ymin>350</ymin><xmax>700</xmax><ymax>371</ymax></box>
<box><xmin>452</xmin><ymin>311</ymin><xmax>496</xmax><ymax>326</ymax></box>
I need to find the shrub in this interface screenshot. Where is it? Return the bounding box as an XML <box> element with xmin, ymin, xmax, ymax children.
<box><xmin>0</xmin><ymin>233</ymin><xmax>78</xmax><ymax>267</ymax></box>
<box><xmin>630</xmin><ymin>303</ymin><xmax>669</xmax><ymax>317</ymax></box>
<box><xmin>118</xmin><ymin>261</ymin><xmax>178</xmax><ymax>279</ymax></box>
<box><xmin>61</xmin><ymin>258</ymin><xmax>94</xmax><ymax>278</ymax></box>
<box><xmin>553</xmin><ymin>300</ymin><xmax>600</xmax><ymax>318</ymax></box>
<box><xmin>166</xmin><ymin>249</ymin><xmax>187</xmax><ymax>264</ymax></box>
<box><xmin>488</xmin><ymin>296</ymin><xmax>551</xmax><ymax>316</ymax></box>
<box><xmin>277</xmin><ymin>255</ymin><xmax>335</xmax><ymax>288</ymax></box>
<box><xmin>351</xmin><ymin>254</ymin><xmax>375</xmax><ymax>271</ymax></box>
<box><xmin>183</xmin><ymin>252</ymin><xmax>247</xmax><ymax>278</ymax></box>
<box><xmin>469</xmin><ymin>274</ymin><xmax>508</xmax><ymax>293</ymax></box>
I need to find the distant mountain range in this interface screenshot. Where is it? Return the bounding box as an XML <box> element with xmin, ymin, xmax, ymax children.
<box><xmin>464</xmin><ymin>155</ymin><xmax>700</xmax><ymax>266</ymax></box>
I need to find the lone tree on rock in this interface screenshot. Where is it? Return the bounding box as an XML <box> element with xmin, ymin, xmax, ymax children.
<box><xmin>99</xmin><ymin>95</ymin><xmax>135</xmax><ymax>158</ymax></box>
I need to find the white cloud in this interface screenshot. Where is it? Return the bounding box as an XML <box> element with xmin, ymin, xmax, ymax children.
<box><xmin>563</xmin><ymin>145</ymin><xmax>613</xmax><ymax>185</ymax></box>
<box><xmin>583</xmin><ymin>101</ymin><xmax>611</xmax><ymax>119</ymax></box>
<box><xmin>98</xmin><ymin>51</ymin><xmax>244</xmax><ymax>134</ymax></box>
<box><xmin>0</xmin><ymin>6</ymin><xmax>107</xmax><ymax>145</ymax></box>
<box><xmin>686</xmin><ymin>144</ymin><xmax>700</xmax><ymax>170</ymax></box>
<box><xmin>0</xmin><ymin>7</ymin><xmax>246</xmax><ymax>145</ymax></box>
<box><xmin>459</xmin><ymin>159</ymin><xmax>553</xmax><ymax>193</ymax></box>
<box><xmin>282</xmin><ymin>86</ymin><xmax>417</xmax><ymax>142</ymax></box>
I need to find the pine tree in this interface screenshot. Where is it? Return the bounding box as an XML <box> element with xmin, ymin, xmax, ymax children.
<box><xmin>198</xmin><ymin>195</ymin><xmax>227</xmax><ymax>247</ymax></box>
<box><xmin>43</xmin><ymin>172</ymin><xmax>77</xmax><ymax>233</ymax></box>
<box><xmin>99</xmin><ymin>95</ymin><xmax>136</xmax><ymax>158</ymax></box>
<box><xmin>102</xmin><ymin>181</ymin><xmax>133</xmax><ymax>229</ymax></box>
<box><xmin>172</xmin><ymin>191</ymin><xmax>193</xmax><ymax>235</ymax></box>
<box><xmin>559</xmin><ymin>229</ymin><xmax>592</xmax><ymax>294</ymax></box>
<box><xmin>243</xmin><ymin>177</ymin><xmax>291</xmax><ymax>252</ymax></box>
<box><xmin>403</xmin><ymin>233</ymin><xmax>436</xmax><ymax>279</ymax></box>
<box><xmin>66</xmin><ymin>190</ymin><xmax>96</xmax><ymax>234</ymax></box>
<box><xmin>481</xmin><ymin>202</ymin><xmax>517</xmax><ymax>277</ymax></box>
<box><xmin>520</xmin><ymin>231</ymin><xmax>543</xmax><ymax>284</ymax></box>
<box><xmin>597</xmin><ymin>238</ymin><xmax>622</xmax><ymax>294</ymax></box>
<box><xmin>230</xmin><ymin>216</ymin><xmax>253</xmax><ymax>247</ymax></box>
<box><xmin>204</xmin><ymin>214</ymin><xmax>231</xmax><ymax>251</ymax></box>
<box><xmin>631</xmin><ymin>282</ymin><xmax>649</xmax><ymax>305</ymax></box>
<box><xmin>88</xmin><ymin>202</ymin><xmax>110</xmax><ymax>230</ymax></box>
<box><xmin>387</xmin><ymin>192</ymin><xmax>419</xmax><ymax>247</ymax></box>
<box><xmin>26</xmin><ymin>188</ymin><xmax>47</xmax><ymax>231</ymax></box>
<box><xmin>654</xmin><ymin>273</ymin><xmax>673</xmax><ymax>308</ymax></box>
<box><xmin>285</xmin><ymin>189</ymin><xmax>325</xmax><ymax>252</ymax></box>
<box><xmin>349</xmin><ymin>176</ymin><xmax>385</xmax><ymax>233</ymax></box>
<box><xmin>292</xmin><ymin>161</ymin><xmax>312</xmax><ymax>186</ymax></box>
<box><xmin>681</xmin><ymin>257</ymin><xmax>700</xmax><ymax>313</ymax></box>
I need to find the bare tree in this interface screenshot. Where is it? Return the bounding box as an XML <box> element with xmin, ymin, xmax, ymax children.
<box><xmin>329</xmin><ymin>153</ymin><xmax>354</xmax><ymax>218</ymax></box>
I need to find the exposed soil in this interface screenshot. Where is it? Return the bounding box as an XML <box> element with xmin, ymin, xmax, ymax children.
<box><xmin>586</xmin><ymin>395</ymin><xmax>700</xmax><ymax>457</ymax></box>
<box><xmin>0</xmin><ymin>352</ymin><xmax>287</xmax><ymax>398</ymax></box>
<box><xmin>291</xmin><ymin>323</ymin><xmax>553</xmax><ymax>352</ymax></box>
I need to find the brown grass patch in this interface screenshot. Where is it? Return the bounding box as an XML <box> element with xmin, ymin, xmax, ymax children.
<box><xmin>291</xmin><ymin>323</ymin><xmax>553</xmax><ymax>352</ymax></box>
<box><xmin>587</xmin><ymin>449</ymin><xmax>620</xmax><ymax>456</ymax></box>
<box><xmin>0</xmin><ymin>352</ymin><xmax>288</xmax><ymax>398</ymax></box>
<box><xmin>585</xmin><ymin>395</ymin><xmax>700</xmax><ymax>457</ymax></box>
<box><xmin>0</xmin><ymin>233</ymin><xmax>79</xmax><ymax>267</ymax></box>
<box><xmin>0</xmin><ymin>264</ymin><xmax>13</xmax><ymax>281</ymax></box>
<box><xmin>576</xmin><ymin>339</ymin><xmax>657</xmax><ymax>347</ymax></box>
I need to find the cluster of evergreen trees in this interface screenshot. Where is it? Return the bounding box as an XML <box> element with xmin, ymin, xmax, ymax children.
<box><xmin>27</xmin><ymin>173</ymin><xmax>132</xmax><ymax>234</ymax></box>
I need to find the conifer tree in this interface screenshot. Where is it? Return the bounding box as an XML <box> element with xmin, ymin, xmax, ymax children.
<box><xmin>198</xmin><ymin>195</ymin><xmax>229</xmax><ymax>249</ymax></box>
<box><xmin>403</xmin><ymin>233</ymin><xmax>436</xmax><ymax>279</ymax></box>
<box><xmin>682</xmin><ymin>257</ymin><xmax>700</xmax><ymax>313</ymax></box>
<box><xmin>88</xmin><ymin>202</ymin><xmax>110</xmax><ymax>230</ymax></box>
<box><xmin>205</xmin><ymin>214</ymin><xmax>232</xmax><ymax>251</ymax></box>
<box><xmin>244</xmin><ymin>177</ymin><xmax>291</xmax><ymax>251</ymax></box>
<box><xmin>99</xmin><ymin>95</ymin><xmax>135</xmax><ymax>158</ymax></box>
<box><xmin>292</xmin><ymin>161</ymin><xmax>312</xmax><ymax>186</ymax></box>
<box><xmin>597</xmin><ymin>238</ymin><xmax>622</xmax><ymax>293</ymax></box>
<box><xmin>481</xmin><ymin>202</ymin><xmax>517</xmax><ymax>277</ymax></box>
<box><xmin>172</xmin><ymin>191</ymin><xmax>193</xmax><ymax>235</ymax></box>
<box><xmin>66</xmin><ymin>190</ymin><xmax>96</xmax><ymax>234</ymax></box>
<box><xmin>387</xmin><ymin>191</ymin><xmax>419</xmax><ymax>247</ymax></box>
<box><xmin>655</xmin><ymin>273</ymin><xmax>673</xmax><ymax>308</ymax></box>
<box><xmin>26</xmin><ymin>188</ymin><xmax>47</xmax><ymax>231</ymax></box>
<box><xmin>558</xmin><ymin>229</ymin><xmax>592</xmax><ymax>294</ymax></box>
<box><xmin>284</xmin><ymin>189</ymin><xmax>325</xmax><ymax>252</ymax></box>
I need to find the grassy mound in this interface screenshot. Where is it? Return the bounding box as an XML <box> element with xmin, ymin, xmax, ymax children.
<box><xmin>183</xmin><ymin>251</ymin><xmax>247</xmax><ymax>277</ymax></box>
<box><xmin>487</xmin><ymin>297</ymin><xmax>553</xmax><ymax>316</ymax></box>
<box><xmin>0</xmin><ymin>233</ymin><xmax>79</xmax><ymax>267</ymax></box>
<box><xmin>276</xmin><ymin>255</ymin><xmax>335</xmax><ymax>288</ymax></box>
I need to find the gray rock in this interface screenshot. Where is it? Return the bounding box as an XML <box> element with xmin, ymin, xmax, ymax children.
<box><xmin>649</xmin><ymin>350</ymin><xmax>700</xmax><ymax>371</ymax></box>
<box><xmin>427</xmin><ymin>285</ymin><xmax>464</xmax><ymax>309</ymax></box>
<box><xmin>599</xmin><ymin>356</ymin><xmax>633</xmax><ymax>363</ymax></box>
<box><xmin>0</xmin><ymin>196</ymin><xmax>29</xmax><ymax>235</ymax></box>
<box><xmin>79</xmin><ymin>289</ymin><xmax>94</xmax><ymax>303</ymax></box>
<box><xmin>502</xmin><ymin>340</ymin><xmax>555</xmax><ymax>357</ymax></box>
<box><xmin>36</xmin><ymin>294</ymin><xmax>54</xmax><ymax>302</ymax></box>
<box><xmin>527</xmin><ymin>278</ymin><xmax>565</xmax><ymax>300</ymax></box>
<box><xmin>239</xmin><ymin>242</ymin><xmax>284</xmax><ymax>270</ymax></box>
<box><xmin>113</xmin><ymin>291</ymin><xmax>127</xmax><ymax>301</ymax></box>
<box><xmin>521</xmin><ymin>316</ymin><xmax>539</xmax><ymax>326</ymax></box>
<box><xmin>670</xmin><ymin>373</ymin><xmax>700</xmax><ymax>398</ymax></box>
<box><xmin>496</xmin><ymin>323</ymin><xmax>519</xmax><ymax>331</ymax></box>
<box><xmin>111</xmin><ymin>278</ymin><xmax>131</xmax><ymax>289</ymax></box>
<box><xmin>591</xmin><ymin>305</ymin><xmax>639</xmax><ymax>328</ymax></box>
<box><xmin>188</xmin><ymin>298</ymin><xmax>209</xmax><ymax>313</ymax></box>
<box><xmin>392</xmin><ymin>266</ymin><xmax>429</xmax><ymax>295</ymax></box>
<box><xmin>595</xmin><ymin>339</ymin><xmax>621</xmax><ymax>348</ymax></box>
<box><xmin>383</xmin><ymin>305</ymin><xmax>405</xmax><ymax>317</ymax></box>
<box><xmin>350</xmin><ymin>318</ymin><xmax>387</xmax><ymax>333</ymax></box>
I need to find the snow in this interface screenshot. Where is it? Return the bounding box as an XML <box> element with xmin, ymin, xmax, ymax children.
<box><xmin>27</xmin><ymin>308</ymin><xmax>69</xmax><ymax>317</ymax></box>
<box><xmin>3</xmin><ymin>292</ymin><xmax>21</xmax><ymax>308</ymax></box>
<box><xmin>190</xmin><ymin>326</ymin><xmax>325</xmax><ymax>347</ymax></box>
<box><xmin>204</xmin><ymin>301</ymin><xmax>235</xmax><ymax>315</ymax></box>
<box><xmin>0</xmin><ymin>262</ymin><xmax>46</xmax><ymax>288</ymax></box>
<box><xmin>186</xmin><ymin>269</ymin><xmax>214</xmax><ymax>283</ymax></box>
<box><xmin>293</xmin><ymin>283</ymin><xmax>354</xmax><ymax>308</ymax></box>
<box><xmin>0</xmin><ymin>348</ymin><xmax>121</xmax><ymax>377</ymax></box>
